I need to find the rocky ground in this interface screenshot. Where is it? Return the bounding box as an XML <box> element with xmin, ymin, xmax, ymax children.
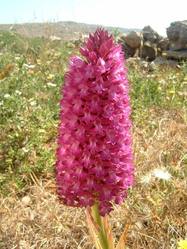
<box><xmin>119</xmin><ymin>20</ymin><xmax>187</xmax><ymax>64</ymax></box>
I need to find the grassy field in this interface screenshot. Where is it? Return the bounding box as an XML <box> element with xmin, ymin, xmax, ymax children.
<box><xmin>0</xmin><ymin>30</ymin><xmax>187</xmax><ymax>249</ymax></box>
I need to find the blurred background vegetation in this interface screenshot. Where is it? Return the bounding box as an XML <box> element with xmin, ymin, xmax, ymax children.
<box><xmin>0</xmin><ymin>30</ymin><xmax>186</xmax><ymax>249</ymax></box>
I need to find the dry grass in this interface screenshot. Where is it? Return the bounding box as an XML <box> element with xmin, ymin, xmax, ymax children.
<box><xmin>1</xmin><ymin>109</ymin><xmax>186</xmax><ymax>249</ymax></box>
<box><xmin>1</xmin><ymin>31</ymin><xmax>187</xmax><ymax>248</ymax></box>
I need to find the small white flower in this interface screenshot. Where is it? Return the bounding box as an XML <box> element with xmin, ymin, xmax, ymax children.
<box><xmin>23</xmin><ymin>64</ymin><xmax>36</xmax><ymax>69</ymax></box>
<box><xmin>159</xmin><ymin>79</ymin><xmax>166</xmax><ymax>84</ymax></box>
<box><xmin>22</xmin><ymin>147</ymin><xmax>29</xmax><ymax>153</ymax></box>
<box><xmin>4</xmin><ymin>94</ymin><xmax>11</xmax><ymax>99</ymax></box>
<box><xmin>47</xmin><ymin>82</ymin><xmax>56</xmax><ymax>87</ymax></box>
<box><xmin>15</xmin><ymin>90</ymin><xmax>22</xmax><ymax>95</ymax></box>
<box><xmin>152</xmin><ymin>168</ymin><xmax>171</xmax><ymax>181</ymax></box>
<box><xmin>140</xmin><ymin>173</ymin><xmax>152</xmax><ymax>184</ymax></box>
<box><xmin>50</xmin><ymin>35</ymin><xmax>61</xmax><ymax>41</ymax></box>
<box><xmin>0</xmin><ymin>101</ymin><xmax>3</xmax><ymax>106</ymax></box>
<box><xmin>140</xmin><ymin>168</ymin><xmax>172</xmax><ymax>185</ymax></box>
<box><xmin>30</xmin><ymin>100</ymin><xmax>36</xmax><ymax>106</ymax></box>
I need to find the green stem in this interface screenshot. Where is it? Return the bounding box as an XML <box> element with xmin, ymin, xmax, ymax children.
<box><xmin>91</xmin><ymin>203</ymin><xmax>110</xmax><ymax>249</ymax></box>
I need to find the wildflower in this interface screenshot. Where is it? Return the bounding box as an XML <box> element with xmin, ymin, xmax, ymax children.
<box><xmin>4</xmin><ymin>93</ymin><xmax>11</xmax><ymax>99</ymax></box>
<box><xmin>15</xmin><ymin>90</ymin><xmax>22</xmax><ymax>95</ymax></box>
<box><xmin>22</xmin><ymin>147</ymin><xmax>29</xmax><ymax>153</ymax></box>
<box><xmin>23</xmin><ymin>63</ymin><xmax>35</xmax><ymax>69</ymax></box>
<box><xmin>56</xmin><ymin>29</ymin><xmax>134</xmax><ymax>216</ymax></box>
<box><xmin>140</xmin><ymin>173</ymin><xmax>152</xmax><ymax>184</ymax></box>
<box><xmin>152</xmin><ymin>168</ymin><xmax>171</xmax><ymax>180</ymax></box>
<box><xmin>47</xmin><ymin>82</ymin><xmax>56</xmax><ymax>87</ymax></box>
<box><xmin>47</xmin><ymin>74</ymin><xmax>55</xmax><ymax>80</ymax></box>
<box><xmin>178</xmin><ymin>240</ymin><xmax>187</xmax><ymax>249</ymax></box>
<box><xmin>36</xmin><ymin>59</ymin><xmax>41</xmax><ymax>65</ymax></box>
<box><xmin>140</xmin><ymin>168</ymin><xmax>171</xmax><ymax>185</ymax></box>
<box><xmin>15</xmin><ymin>56</ymin><xmax>21</xmax><ymax>61</ymax></box>
<box><xmin>30</xmin><ymin>100</ymin><xmax>36</xmax><ymax>106</ymax></box>
<box><xmin>50</xmin><ymin>35</ymin><xmax>61</xmax><ymax>41</ymax></box>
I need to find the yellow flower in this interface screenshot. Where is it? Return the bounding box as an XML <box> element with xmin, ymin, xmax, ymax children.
<box><xmin>169</xmin><ymin>89</ymin><xmax>175</xmax><ymax>94</ymax></box>
<box><xmin>47</xmin><ymin>74</ymin><xmax>54</xmax><ymax>80</ymax></box>
<box><xmin>36</xmin><ymin>59</ymin><xmax>41</xmax><ymax>65</ymax></box>
<box><xmin>178</xmin><ymin>240</ymin><xmax>187</xmax><ymax>249</ymax></box>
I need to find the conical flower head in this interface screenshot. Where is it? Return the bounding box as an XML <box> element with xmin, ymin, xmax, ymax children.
<box><xmin>56</xmin><ymin>29</ymin><xmax>134</xmax><ymax>216</ymax></box>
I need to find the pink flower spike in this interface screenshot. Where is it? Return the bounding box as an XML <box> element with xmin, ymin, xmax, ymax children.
<box><xmin>56</xmin><ymin>28</ymin><xmax>134</xmax><ymax>216</ymax></box>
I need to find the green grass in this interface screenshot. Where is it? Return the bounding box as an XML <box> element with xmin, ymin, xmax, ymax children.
<box><xmin>0</xmin><ymin>30</ymin><xmax>187</xmax><ymax>249</ymax></box>
<box><xmin>0</xmin><ymin>31</ymin><xmax>75</xmax><ymax>193</ymax></box>
<box><xmin>0</xmin><ymin>31</ymin><xmax>187</xmax><ymax>194</ymax></box>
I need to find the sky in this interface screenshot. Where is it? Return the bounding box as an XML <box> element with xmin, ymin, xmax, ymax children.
<box><xmin>0</xmin><ymin>0</ymin><xmax>186</xmax><ymax>36</ymax></box>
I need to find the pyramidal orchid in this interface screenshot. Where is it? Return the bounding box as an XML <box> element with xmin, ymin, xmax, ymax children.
<box><xmin>56</xmin><ymin>29</ymin><xmax>134</xmax><ymax>248</ymax></box>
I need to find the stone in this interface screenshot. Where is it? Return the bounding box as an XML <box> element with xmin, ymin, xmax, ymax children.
<box><xmin>158</xmin><ymin>38</ymin><xmax>170</xmax><ymax>51</ymax></box>
<box><xmin>141</xmin><ymin>41</ymin><xmax>157</xmax><ymax>61</ymax></box>
<box><xmin>142</xmin><ymin>26</ymin><xmax>161</xmax><ymax>43</ymax></box>
<box><xmin>119</xmin><ymin>38</ymin><xmax>137</xmax><ymax>58</ymax></box>
<box><xmin>167</xmin><ymin>20</ymin><xmax>187</xmax><ymax>50</ymax></box>
<box><xmin>123</xmin><ymin>43</ymin><xmax>137</xmax><ymax>58</ymax></box>
<box><xmin>151</xmin><ymin>57</ymin><xmax>179</xmax><ymax>68</ymax></box>
<box><xmin>123</xmin><ymin>31</ymin><xmax>142</xmax><ymax>49</ymax></box>
<box><xmin>163</xmin><ymin>50</ymin><xmax>187</xmax><ymax>60</ymax></box>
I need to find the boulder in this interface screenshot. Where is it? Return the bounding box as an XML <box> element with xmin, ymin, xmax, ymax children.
<box><xmin>122</xmin><ymin>43</ymin><xmax>137</xmax><ymax>58</ymax></box>
<box><xmin>119</xmin><ymin>37</ymin><xmax>137</xmax><ymax>58</ymax></box>
<box><xmin>167</xmin><ymin>20</ymin><xmax>187</xmax><ymax>50</ymax></box>
<box><xmin>163</xmin><ymin>50</ymin><xmax>187</xmax><ymax>60</ymax></box>
<box><xmin>158</xmin><ymin>38</ymin><xmax>170</xmax><ymax>51</ymax></box>
<box><xmin>151</xmin><ymin>57</ymin><xmax>179</xmax><ymax>68</ymax></box>
<box><xmin>141</xmin><ymin>41</ymin><xmax>157</xmax><ymax>61</ymax></box>
<box><xmin>142</xmin><ymin>26</ymin><xmax>161</xmax><ymax>43</ymax></box>
<box><xmin>123</xmin><ymin>31</ymin><xmax>142</xmax><ymax>49</ymax></box>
